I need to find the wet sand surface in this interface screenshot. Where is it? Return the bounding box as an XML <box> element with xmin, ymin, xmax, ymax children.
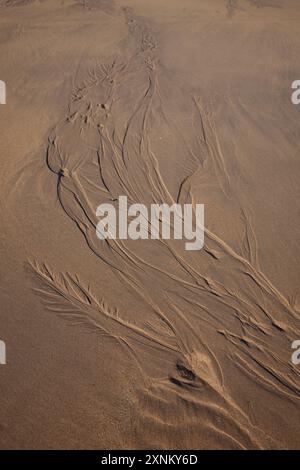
<box><xmin>0</xmin><ymin>0</ymin><xmax>300</xmax><ymax>449</ymax></box>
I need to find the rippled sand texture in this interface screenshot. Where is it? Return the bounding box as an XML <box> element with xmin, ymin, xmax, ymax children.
<box><xmin>0</xmin><ymin>0</ymin><xmax>300</xmax><ymax>449</ymax></box>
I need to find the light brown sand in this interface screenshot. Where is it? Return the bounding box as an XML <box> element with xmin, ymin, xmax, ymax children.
<box><xmin>0</xmin><ymin>0</ymin><xmax>300</xmax><ymax>449</ymax></box>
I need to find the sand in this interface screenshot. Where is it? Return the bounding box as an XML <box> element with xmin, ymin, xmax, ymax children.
<box><xmin>0</xmin><ymin>0</ymin><xmax>299</xmax><ymax>450</ymax></box>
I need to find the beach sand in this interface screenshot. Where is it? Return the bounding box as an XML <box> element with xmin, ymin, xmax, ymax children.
<box><xmin>0</xmin><ymin>0</ymin><xmax>299</xmax><ymax>449</ymax></box>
